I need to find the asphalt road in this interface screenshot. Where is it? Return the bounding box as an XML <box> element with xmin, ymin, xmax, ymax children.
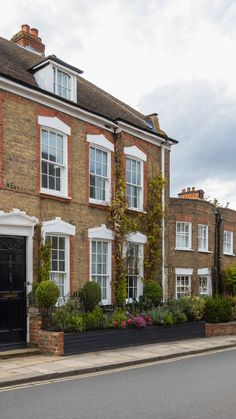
<box><xmin>1</xmin><ymin>348</ymin><xmax>236</xmax><ymax>419</ymax></box>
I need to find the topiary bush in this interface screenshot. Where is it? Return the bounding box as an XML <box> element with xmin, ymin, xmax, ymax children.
<box><xmin>203</xmin><ymin>296</ymin><xmax>232</xmax><ymax>323</ymax></box>
<box><xmin>142</xmin><ymin>280</ymin><xmax>163</xmax><ymax>308</ymax></box>
<box><xmin>79</xmin><ymin>281</ymin><xmax>101</xmax><ymax>312</ymax></box>
<box><xmin>35</xmin><ymin>280</ymin><xmax>60</xmax><ymax>308</ymax></box>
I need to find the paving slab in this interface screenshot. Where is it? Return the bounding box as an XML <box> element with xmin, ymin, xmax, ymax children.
<box><xmin>0</xmin><ymin>336</ymin><xmax>236</xmax><ymax>388</ymax></box>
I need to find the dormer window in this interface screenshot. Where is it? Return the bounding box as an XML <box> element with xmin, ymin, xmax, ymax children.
<box><xmin>53</xmin><ymin>68</ymin><xmax>71</xmax><ymax>100</ymax></box>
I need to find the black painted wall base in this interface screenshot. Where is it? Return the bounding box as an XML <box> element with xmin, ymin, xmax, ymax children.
<box><xmin>64</xmin><ymin>322</ymin><xmax>206</xmax><ymax>356</ymax></box>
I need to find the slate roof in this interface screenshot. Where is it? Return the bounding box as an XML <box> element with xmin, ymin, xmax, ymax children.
<box><xmin>0</xmin><ymin>36</ymin><xmax>177</xmax><ymax>142</ymax></box>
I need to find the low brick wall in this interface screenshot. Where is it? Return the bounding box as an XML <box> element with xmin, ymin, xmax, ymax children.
<box><xmin>39</xmin><ymin>330</ymin><xmax>64</xmax><ymax>355</ymax></box>
<box><xmin>205</xmin><ymin>322</ymin><xmax>236</xmax><ymax>337</ymax></box>
<box><xmin>29</xmin><ymin>309</ymin><xmax>42</xmax><ymax>346</ymax></box>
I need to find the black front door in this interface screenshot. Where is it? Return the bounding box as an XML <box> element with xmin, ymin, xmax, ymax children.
<box><xmin>0</xmin><ymin>236</ymin><xmax>26</xmax><ymax>347</ymax></box>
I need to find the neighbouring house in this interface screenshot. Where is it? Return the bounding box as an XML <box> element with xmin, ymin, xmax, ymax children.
<box><xmin>168</xmin><ymin>187</ymin><xmax>236</xmax><ymax>299</ymax></box>
<box><xmin>0</xmin><ymin>25</ymin><xmax>177</xmax><ymax>348</ymax></box>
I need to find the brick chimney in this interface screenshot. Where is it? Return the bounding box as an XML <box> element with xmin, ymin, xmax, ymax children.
<box><xmin>178</xmin><ymin>187</ymin><xmax>204</xmax><ymax>200</ymax></box>
<box><xmin>10</xmin><ymin>25</ymin><xmax>45</xmax><ymax>55</ymax></box>
<box><xmin>146</xmin><ymin>113</ymin><xmax>168</xmax><ymax>137</ymax></box>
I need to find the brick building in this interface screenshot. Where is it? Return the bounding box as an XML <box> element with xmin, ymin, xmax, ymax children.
<box><xmin>168</xmin><ymin>187</ymin><xmax>236</xmax><ymax>300</ymax></box>
<box><xmin>0</xmin><ymin>25</ymin><xmax>177</xmax><ymax>347</ymax></box>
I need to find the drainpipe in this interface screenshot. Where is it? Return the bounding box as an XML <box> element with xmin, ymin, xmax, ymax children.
<box><xmin>161</xmin><ymin>144</ymin><xmax>166</xmax><ymax>300</ymax></box>
<box><xmin>214</xmin><ymin>207</ymin><xmax>222</xmax><ymax>294</ymax></box>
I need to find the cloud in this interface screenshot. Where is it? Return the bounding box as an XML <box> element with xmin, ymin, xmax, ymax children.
<box><xmin>139</xmin><ymin>79</ymin><xmax>236</xmax><ymax>209</ymax></box>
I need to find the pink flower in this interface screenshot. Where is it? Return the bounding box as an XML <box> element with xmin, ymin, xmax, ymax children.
<box><xmin>127</xmin><ymin>318</ymin><xmax>133</xmax><ymax>326</ymax></box>
<box><xmin>121</xmin><ymin>320</ymin><xmax>127</xmax><ymax>329</ymax></box>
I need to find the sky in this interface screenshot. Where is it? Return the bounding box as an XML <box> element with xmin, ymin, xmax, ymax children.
<box><xmin>1</xmin><ymin>0</ymin><xmax>236</xmax><ymax>208</ymax></box>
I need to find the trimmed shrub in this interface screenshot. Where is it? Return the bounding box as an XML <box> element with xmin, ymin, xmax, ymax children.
<box><xmin>80</xmin><ymin>281</ymin><xmax>101</xmax><ymax>312</ymax></box>
<box><xmin>83</xmin><ymin>307</ymin><xmax>104</xmax><ymax>330</ymax></box>
<box><xmin>35</xmin><ymin>280</ymin><xmax>60</xmax><ymax>308</ymax></box>
<box><xmin>178</xmin><ymin>297</ymin><xmax>205</xmax><ymax>321</ymax></box>
<box><xmin>52</xmin><ymin>298</ymin><xmax>83</xmax><ymax>332</ymax></box>
<box><xmin>142</xmin><ymin>280</ymin><xmax>163</xmax><ymax>308</ymax></box>
<box><xmin>166</xmin><ymin>300</ymin><xmax>187</xmax><ymax>324</ymax></box>
<box><xmin>203</xmin><ymin>296</ymin><xmax>232</xmax><ymax>323</ymax></box>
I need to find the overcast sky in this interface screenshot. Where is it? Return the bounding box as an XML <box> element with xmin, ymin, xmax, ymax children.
<box><xmin>1</xmin><ymin>0</ymin><xmax>236</xmax><ymax>208</ymax></box>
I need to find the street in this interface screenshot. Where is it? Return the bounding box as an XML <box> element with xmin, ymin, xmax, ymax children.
<box><xmin>1</xmin><ymin>348</ymin><xmax>236</xmax><ymax>419</ymax></box>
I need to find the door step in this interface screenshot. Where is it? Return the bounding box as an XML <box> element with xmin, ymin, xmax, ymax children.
<box><xmin>0</xmin><ymin>347</ymin><xmax>40</xmax><ymax>360</ymax></box>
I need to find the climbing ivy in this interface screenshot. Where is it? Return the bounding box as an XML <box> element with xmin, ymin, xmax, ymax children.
<box><xmin>110</xmin><ymin>134</ymin><xmax>137</xmax><ymax>306</ymax></box>
<box><xmin>143</xmin><ymin>175</ymin><xmax>165</xmax><ymax>282</ymax></box>
<box><xmin>38</xmin><ymin>240</ymin><xmax>52</xmax><ymax>282</ymax></box>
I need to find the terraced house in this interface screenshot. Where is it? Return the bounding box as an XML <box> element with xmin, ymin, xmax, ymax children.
<box><xmin>0</xmin><ymin>25</ymin><xmax>177</xmax><ymax>348</ymax></box>
<box><xmin>168</xmin><ymin>187</ymin><xmax>236</xmax><ymax>300</ymax></box>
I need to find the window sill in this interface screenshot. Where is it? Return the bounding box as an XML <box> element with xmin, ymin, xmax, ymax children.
<box><xmin>127</xmin><ymin>207</ymin><xmax>147</xmax><ymax>214</ymax></box>
<box><xmin>223</xmin><ymin>253</ymin><xmax>236</xmax><ymax>257</ymax></box>
<box><xmin>89</xmin><ymin>198</ymin><xmax>110</xmax><ymax>206</ymax></box>
<box><xmin>175</xmin><ymin>248</ymin><xmax>194</xmax><ymax>252</ymax></box>
<box><xmin>197</xmin><ymin>250</ymin><xmax>213</xmax><ymax>254</ymax></box>
<box><xmin>40</xmin><ymin>192</ymin><xmax>71</xmax><ymax>202</ymax></box>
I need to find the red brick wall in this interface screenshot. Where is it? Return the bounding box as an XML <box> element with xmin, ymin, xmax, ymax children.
<box><xmin>29</xmin><ymin>310</ymin><xmax>42</xmax><ymax>346</ymax></box>
<box><xmin>205</xmin><ymin>322</ymin><xmax>236</xmax><ymax>336</ymax></box>
<box><xmin>39</xmin><ymin>330</ymin><xmax>64</xmax><ymax>355</ymax></box>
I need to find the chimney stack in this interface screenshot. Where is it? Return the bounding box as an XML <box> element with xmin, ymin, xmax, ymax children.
<box><xmin>10</xmin><ymin>24</ymin><xmax>45</xmax><ymax>55</ymax></box>
<box><xmin>178</xmin><ymin>187</ymin><xmax>204</xmax><ymax>200</ymax></box>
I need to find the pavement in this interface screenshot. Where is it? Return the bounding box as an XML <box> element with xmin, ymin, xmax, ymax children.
<box><xmin>0</xmin><ymin>336</ymin><xmax>236</xmax><ymax>389</ymax></box>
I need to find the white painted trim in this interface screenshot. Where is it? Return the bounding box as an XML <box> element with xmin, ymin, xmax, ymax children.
<box><xmin>124</xmin><ymin>145</ymin><xmax>147</xmax><ymax>161</ymax></box>
<box><xmin>175</xmin><ymin>221</ymin><xmax>192</xmax><ymax>250</ymax></box>
<box><xmin>88</xmin><ymin>224</ymin><xmax>113</xmax><ymax>241</ymax></box>
<box><xmin>87</xmin><ymin>134</ymin><xmax>114</xmax><ymax>152</ymax></box>
<box><xmin>89</xmin><ymin>141</ymin><xmax>112</xmax><ymax>205</ymax></box>
<box><xmin>0</xmin><ymin>77</ymin><xmax>118</xmax><ymax>132</ymax></box>
<box><xmin>38</xmin><ymin>116</ymin><xmax>71</xmax><ymax>135</ymax></box>
<box><xmin>175</xmin><ymin>268</ymin><xmax>193</xmax><ymax>275</ymax></box>
<box><xmin>127</xmin><ymin>231</ymin><xmax>147</xmax><ymax>244</ymax></box>
<box><xmin>0</xmin><ymin>78</ymin><xmax>176</xmax><ymax>147</ymax></box>
<box><xmin>117</xmin><ymin>121</ymin><xmax>172</xmax><ymax>150</ymax></box>
<box><xmin>125</xmin><ymin>156</ymin><xmax>144</xmax><ymax>211</ymax></box>
<box><xmin>89</xmin><ymin>239</ymin><xmax>112</xmax><ymax>305</ymax></box>
<box><xmin>40</xmin><ymin>125</ymin><xmax>68</xmax><ymax>198</ymax></box>
<box><xmin>0</xmin><ymin>209</ymin><xmax>38</xmax><ymax>343</ymax></box>
<box><xmin>41</xmin><ymin>217</ymin><xmax>76</xmax><ymax>240</ymax></box>
<box><xmin>198</xmin><ymin>268</ymin><xmax>211</xmax><ymax>275</ymax></box>
<box><xmin>32</xmin><ymin>59</ymin><xmax>81</xmax><ymax>77</ymax></box>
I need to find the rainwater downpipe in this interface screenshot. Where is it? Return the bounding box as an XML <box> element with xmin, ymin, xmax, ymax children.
<box><xmin>161</xmin><ymin>143</ymin><xmax>166</xmax><ymax>300</ymax></box>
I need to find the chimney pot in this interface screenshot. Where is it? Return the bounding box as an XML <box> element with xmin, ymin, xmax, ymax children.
<box><xmin>192</xmin><ymin>187</ymin><xmax>195</xmax><ymax>191</ymax></box>
<box><xmin>30</xmin><ymin>28</ymin><xmax>38</xmax><ymax>38</ymax></box>
<box><xmin>21</xmin><ymin>24</ymin><xmax>30</xmax><ymax>33</ymax></box>
<box><xmin>187</xmin><ymin>187</ymin><xmax>191</xmax><ymax>192</ymax></box>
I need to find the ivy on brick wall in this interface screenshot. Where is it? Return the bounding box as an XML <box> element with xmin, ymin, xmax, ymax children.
<box><xmin>38</xmin><ymin>240</ymin><xmax>52</xmax><ymax>282</ymax></box>
<box><xmin>143</xmin><ymin>175</ymin><xmax>165</xmax><ymax>282</ymax></box>
<box><xmin>110</xmin><ymin>134</ymin><xmax>138</xmax><ymax>306</ymax></box>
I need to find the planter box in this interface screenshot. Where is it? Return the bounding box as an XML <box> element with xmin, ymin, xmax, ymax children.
<box><xmin>64</xmin><ymin>321</ymin><xmax>206</xmax><ymax>356</ymax></box>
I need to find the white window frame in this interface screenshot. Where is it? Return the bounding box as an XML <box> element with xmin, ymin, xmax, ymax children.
<box><xmin>88</xmin><ymin>225</ymin><xmax>113</xmax><ymax>305</ymax></box>
<box><xmin>38</xmin><ymin>116</ymin><xmax>70</xmax><ymax>198</ymax></box>
<box><xmin>198</xmin><ymin>276</ymin><xmax>210</xmax><ymax>296</ymax></box>
<box><xmin>223</xmin><ymin>230</ymin><xmax>234</xmax><ymax>255</ymax></box>
<box><xmin>47</xmin><ymin>234</ymin><xmax>69</xmax><ymax>298</ymax></box>
<box><xmin>53</xmin><ymin>67</ymin><xmax>72</xmax><ymax>100</ymax></box>
<box><xmin>198</xmin><ymin>268</ymin><xmax>212</xmax><ymax>296</ymax></box>
<box><xmin>198</xmin><ymin>224</ymin><xmax>208</xmax><ymax>252</ymax></box>
<box><xmin>87</xmin><ymin>135</ymin><xmax>114</xmax><ymax>206</ymax></box>
<box><xmin>175</xmin><ymin>222</ymin><xmax>192</xmax><ymax>250</ymax></box>
<box><xmin>124</xmin><ymin>146</ymin><xmax>146</xmax><ymax>212</ymax></box>
<box><xmin>126</xmin><ymin>231</ymin><xmax>147</xmax><ymax>302</ymax></box>
<box><xmin>41</xmin><ymin>218</ymin><xmax>76</xmax><ymax>300</ymax></box>
<box><xmin>176</xmin><ymin>275</ymin><xmax>191</xmax><ymax>299</ymax></box>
